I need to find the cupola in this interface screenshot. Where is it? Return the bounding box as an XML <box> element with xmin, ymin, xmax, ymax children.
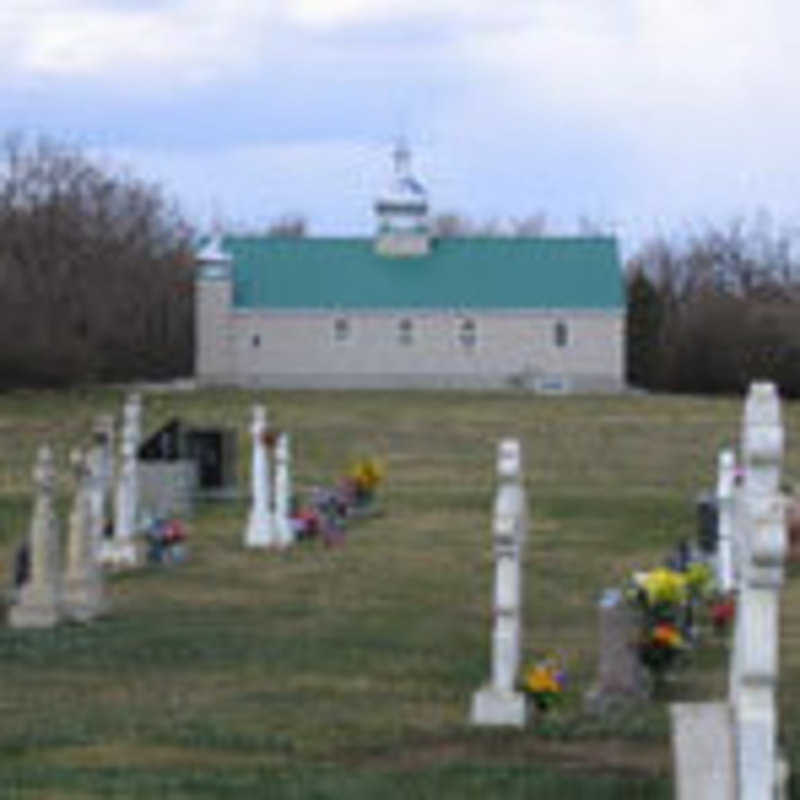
<box><xmin>196</xmin><ymin>234</ymin><xmax>233</xmax><ymax>281</ymax></box>
<box><xmin>374</xmin><ymin>142</ymin><xmax>430</xmax><ymax>257</ymax></box>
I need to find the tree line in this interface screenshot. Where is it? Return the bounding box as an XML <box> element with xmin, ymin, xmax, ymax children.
<box><xmin>626</xmin><ymin>218</ymin><xmax>800</xmax><ymax>396</ymax></box>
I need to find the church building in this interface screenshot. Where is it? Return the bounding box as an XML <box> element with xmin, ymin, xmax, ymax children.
<box><xmin>194</xmin><ymin>146</ymin><xmax>625</xmax><ymax>391</ymax></box>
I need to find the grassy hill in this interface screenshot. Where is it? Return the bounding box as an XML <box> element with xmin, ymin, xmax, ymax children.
<box><xmin>0</xmin><ymin>387</ymin><xmax>797</xmax><ymax>798</ymax></box>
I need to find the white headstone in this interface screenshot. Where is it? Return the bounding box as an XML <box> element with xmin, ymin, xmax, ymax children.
<box><xmin>471</xmin><ymin>438</ymin><xmax>527</xmax><ymax>727</ymax></box>
<box><xmin>716</xmin><ymin>449</ymin><xmax>736</xmax><ymax>594</ymax></box>
<box><xmin>89</xmin><ymin>418</ymin><xmax>113</xmax><ymax>561</ymax></box>
<box><xmin>9</xmin><ymin>445</ymin><xmax>62</xmax><ymax>628</ymax></box>
<box><xmin>63</xmin><ymin>449</ymin><xmax>108</xmax><ymax>622</ymax></box>
<box><xmin>732</xmin><ymin>381</ymin><xmax>786</xmax><ymax>799</ymax></box>
<box><xmin>244</xmin><ymin>405</ymin><xmax>275</xmax><ymax>547</ymax></box>
<box><xmin>273</xmin><ymin>432</ymin><xmax>294</xmax><ymax>548</ymax></box>
<box><xmin>103</xmin><ymin>408</ymin><xmax>139</xmax><ymax>567</ymax></box>
<box><xmin>92</xmin><ymin>413</ymin><xmax>114</xmax><ymax>517</ymax></box>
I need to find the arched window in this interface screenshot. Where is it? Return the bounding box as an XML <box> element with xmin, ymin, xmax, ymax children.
<box><xmin>398</xmin><ymin>317</ymin><xmax>414</xmax><ymax>345</ymax></box>
<box><xmin>554</xmin><ymin>320</ymin><xmax>568</xmax><ymax>348</ymax></box>
<box><xmin>459</xmin><ymin>317</ymin><xmax>476</xmax><ymax>348</ymax></box>
<box><xmin>333</xmin><ymin>317</ymin><xmax>350</xmax><ymax>342</ymax></box>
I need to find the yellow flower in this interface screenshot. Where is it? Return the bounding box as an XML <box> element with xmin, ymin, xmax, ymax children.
<box><xmin>637</xmin><ymin>568</ymin><xmax>688</xmax><ymax>606</ymax></box>
<box><xmin>524</xmin><ymin>665</ymin><xmax>561</xmax><ymax>694</ymax></box>
<box><xmin>686</xmin><ymin>562</ymin><xmax>713</xmax><ymax>596</ymax></box>
<box><xmin>350</xmin><ymin>458</ymin><xmax>384</xmax><ymax>490</ymax></box>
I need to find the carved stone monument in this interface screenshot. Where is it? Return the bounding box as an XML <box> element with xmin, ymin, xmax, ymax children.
<box><xmin>671</xmin><ymin>382</ymin><xmax>790</xmax><ymax>799</ymax></box>
<box><xmin>90</xmin><ymin>415</ymin><xmax>114</xmax><ymax>559</ymax></box>
<box><xmin>470</xmin><ymin>438</ymin><xmax>528</xmax><ymax>727</ymax></box>
<box><xmin>273</xmin><ymin>432</ymin><xmax>294</xmax><ymax>548</ymax></box>
<box><xmin>244</xmin><ymin>405</ymin><xmax>275</xmax><ymax>547</ymax></box>
<box><xmin>63</xmin><ymin>448</ymin><xmax>108</xmax><ymax>622</ymax></box>
<box><xmin>102</xmin><ymin>397</ymin><xmax>141</xmax><ymax>567</ymax></box>
<box><xmin>9</xmin><ymin>445</ymin><xmax>62</xmax><ymax>628</ymax></box>
<box><xmin>733</xmin><ymin>382</ymin><xmax>785</xmax><ymax>799</ymax></box>
<box><xmin>715</xmin><ymin>448</ymin><xmax>736</xmax><ymax>594</ymax></box>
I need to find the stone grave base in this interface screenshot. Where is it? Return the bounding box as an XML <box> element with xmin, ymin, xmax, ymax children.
<box><xmin>63</xmin><ymin>581</ymin><xmax>109</xmax><ymax>623</ymax></box>
<box><xmin>244</xmin><ymin>515</ymin><xmax>276</xmax><ymax>549</ymax></box>
<box><xmin>8</xmin><ymin>598</ymin><xmax>60</xmax><ymax>629</ymax></box>
<box><xmin>98</xmin><ymin>541</ymin><xmax>140</xmax><ymax>569</ymax></box>
<box><xmin>470</xmin><ymin>686</ymin><xmax>526</xmax><ymax>727</ymax></box>
<box><xmin>670</xmin><ymin>702</ymin><xmax>735</xmax><ymax>800</ymax></box>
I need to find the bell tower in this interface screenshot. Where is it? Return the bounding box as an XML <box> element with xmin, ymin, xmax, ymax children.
<box><xmin>374</xmin><ymin>142</ymin><xmax>430</xmax><ymax>257</ymax></box>
<box><xmin>195</xmin><ymin>234</ymin><xmax>233</xmax><ymax>382</ymax></box>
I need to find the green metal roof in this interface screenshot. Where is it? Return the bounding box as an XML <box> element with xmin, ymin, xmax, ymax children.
<box><xmin>222</xmin><ymin>236</ymin><xmax>623</xmax><ymax>310</ymax></box>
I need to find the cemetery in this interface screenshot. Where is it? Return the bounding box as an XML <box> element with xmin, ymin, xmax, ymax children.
<box><xmin>0</xmin><ymin>385</ymin><xmax>798</xmax><ymax>797</ymax></box>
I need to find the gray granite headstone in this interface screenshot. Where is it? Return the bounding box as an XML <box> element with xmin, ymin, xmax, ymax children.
<box><xmin>9</xmin><ymin>445</ymin><xmax>62</xmax><ymax>628</ymax></box>
<box><xmin>584</xmin><ymin>588</ymin><xmax>648</xmax><ymax>712</ymax></box>
<box><xmin>63</xmin><ymin>449</ymin><xmax>109</xmax><ymax>622</ymax></box>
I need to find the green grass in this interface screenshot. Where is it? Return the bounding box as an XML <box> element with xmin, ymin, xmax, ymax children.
<box><xmin>0</xmin><ymin>387</ymin><xmax>797</xmax><ymax>796</ymax></box>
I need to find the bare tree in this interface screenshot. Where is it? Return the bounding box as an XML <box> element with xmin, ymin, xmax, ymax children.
<box><xmin>514</xmin><ymin>213</ymin><xmax>548</xmax><ymax>236</ymax></box>
<box><xmin>0</xmin><ymin>133</ymin><xmax>193</xmax><ymax>387</ymax></box>
<box><xmin>430</xmin><ymin>212</ymin><xmax>473</xmax><ymax>238</ymax></box>
<box><xmin>625</xmin><ymin>216</ymin><xmax>800</xmax><ymax>395</ymax></box>
<box><xmin>267</xmin><ymin>213</ymin><xmax>307</xmax><ymax>237</ymax></box>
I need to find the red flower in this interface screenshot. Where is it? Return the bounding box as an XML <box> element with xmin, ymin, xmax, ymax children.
<box><xmin>711</xmin><ymin>597</ymin><xmax>735</xmax><ymax>631</ymax></box>
<box><xmin>261</xmin><ymin>429</ymin><xmax>279</xmax><ymax>448</ymax></box>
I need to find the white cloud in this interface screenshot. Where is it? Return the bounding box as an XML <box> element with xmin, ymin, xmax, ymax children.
<box><xmin>1</xmin><ymin>0</ymin><xmax>279</xmax><ymax>86</ymax></box>
<box><xmin>0</xmin><ymin>0</ymin><xmax>532</xmax><ymax>87</ymax></box>
<box><xmin>4</xmin><ymin>0</ymin><xmax>800</xmax><ymax>248</ymax></box>
<box><xmin>284</xmin><ymin>0</ymin><xmax>529</xmax><ymax>30</ymax></box>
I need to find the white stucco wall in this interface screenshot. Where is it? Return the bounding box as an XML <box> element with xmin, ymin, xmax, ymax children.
<box><xmin>196</xmin><ymin>295</ymin><xmax>625</xmax><ymax>390</ymax></box>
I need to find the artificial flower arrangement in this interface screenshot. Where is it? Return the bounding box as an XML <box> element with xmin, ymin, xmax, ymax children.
<box><xmin>347</xmin><ymin>457</ymin><xmax>385</xmax><ymax>504</ymax></box>
<box><xmin>629</xmin><ymin>567</ymin><xmax>689</xmax><ymax>677</ymax></box>
<box><xmin>145</xmin><ymin>517</ymin><xmax>188</xmax><ymax>565</ymax></box>
<box><xmin>289</xmin><ymin>456</ymin><xmax>386</xmax><ymax>545</ymax></box>
<box><xmin>521</xmin><ymin>656</ymin><xmax>567</xmax><ymax>711</ymax></box>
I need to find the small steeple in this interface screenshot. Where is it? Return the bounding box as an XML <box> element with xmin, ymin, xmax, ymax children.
<box><xmin>393</xmin><ymin>140</ymin><xmax>411</xmax><ymax>175</ymax></box>
<box><xmin>374</xmin><ymin>142</ymin><xmax>430</xmax><ymax>257</ymax></box>
<box><xmin>196</xmin><ymin>231</ymin><xmax>232</xmax><ymax>281</ymax></box>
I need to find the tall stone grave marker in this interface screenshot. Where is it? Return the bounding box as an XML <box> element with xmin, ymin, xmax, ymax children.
<box><xmin>90</xmin><ymin>414</ymin><xmax>114</xmax><ymax>558</ymax></box>
<box><xmin>716</xmin><ymin>448</ymin><xmax>736</xmax><ymax>594</ymax></box>
<box><xmin>9</xmin><ymin>445</ymin><xmax>62</xmax><ymax>628</ymax></box>
<box><xmin>245</xmin><ymin>405</ymin><xmax>275</xmax><ymax>547</ymax></box>
<box><xmin>103</xmin><ymin>395</ymin><xmax>142</xmax><ymax>567</ymax></box>
<box><xmin>63</xmin><ymin>448</ymin><xmax>108</xmax><ymax>622</ymax></box>
<box><xmin>471</xmin><ymin>438</ymin><xmax>528</xmax><ymax>727</ymax></box>
<box><xmin>273</xmin><ymin>432</ymin><xmax>294</xmax><ymax>548</ymax></box>
<box><xmin>733</xmin><ymin>381</ymin><xmax>786</xmax><ymax>799</ymax></box>
<box><xmin>670</xmin><ymin>382</ymin><xmax>790</xmax><ymax>799</ymax></box>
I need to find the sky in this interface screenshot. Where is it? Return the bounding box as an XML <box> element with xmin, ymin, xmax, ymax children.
<box><xmin>2</xmin><ymin>0</ymin><xmax>799</xmax><ymax>255</ymax></box>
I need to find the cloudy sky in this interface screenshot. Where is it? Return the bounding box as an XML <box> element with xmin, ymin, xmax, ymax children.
<box><xmin>2</xmin><ymin>0</ymin><xmax>798</xmax><ymax>252</ymax></box>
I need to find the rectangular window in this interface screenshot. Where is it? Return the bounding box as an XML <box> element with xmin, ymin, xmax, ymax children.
<box><xmin>334</xmin><ymin>317</ymin><xmax>350</xmax><ymax>342</ymax></box>
<box><xmin>554</xmin><ymin>320</ymin><xmax>568</xmax><ymax>348</ymax></box>
<box><xmin>398</xmin><ymin>318</ymin><xmax>414</xmax><ymax>346</ymax></box>
<box><xmin>459</xmin><ymin>318</ymin><xmax>476</xmax><ymax>348</ymax></box>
